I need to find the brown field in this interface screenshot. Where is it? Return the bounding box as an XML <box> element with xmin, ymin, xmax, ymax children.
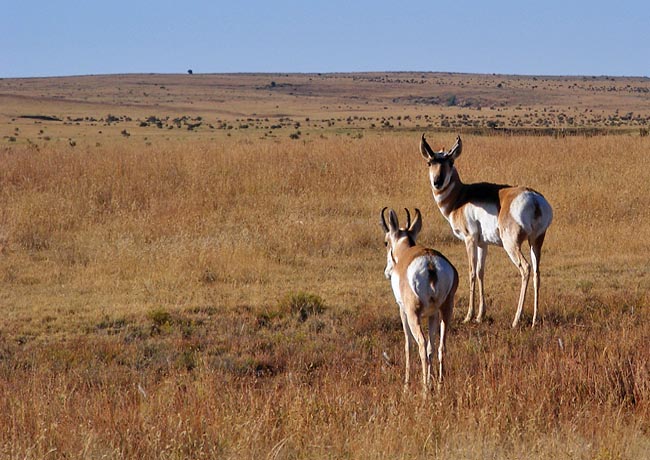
<box><xmin>1</xmin><ymin>73</ymin><xmax>649</xmax><ymax>459</ymax></box>
<box><xmin>2</xmin><ymin>72</ymin><xmax>650</xmax><ymax>146</ymax></box>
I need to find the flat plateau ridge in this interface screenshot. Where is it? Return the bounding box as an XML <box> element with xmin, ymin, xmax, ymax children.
<box><xmin>1</xmin><ymin>72</ymin><xmax>649</xmax><ymax>143</ymax></box>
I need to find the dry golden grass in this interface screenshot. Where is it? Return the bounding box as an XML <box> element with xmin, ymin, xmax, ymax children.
<box><xmin>0</xmin><ymin>131</ymin><xmax>649</xmax><ymax>459</ymax></box>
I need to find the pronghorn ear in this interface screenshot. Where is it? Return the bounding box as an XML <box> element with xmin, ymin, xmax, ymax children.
<box><xmin>448</xmin><ymin>135</ymin><xmax>462</xmax><ymax>160</ymax></box>
<box><xmin>388</xmin><ymin>209</ymin><xmax>399</xmax><ymax>232</ymax></box>
<box><xmin>409</xmin><ymin>208</ymin><xmax>423</xmax><ymax>239</ymax></box>
<box><xmin>420</xmin><ymin>134</ymin><xmax>435</xmax><ymax>160</ymax></box>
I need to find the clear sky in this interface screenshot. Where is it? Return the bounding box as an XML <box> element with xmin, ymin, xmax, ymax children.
<box><xmin>2</xmin><ymin>0</ymin><xmax>649</xmax><ymax>78</ymax></box>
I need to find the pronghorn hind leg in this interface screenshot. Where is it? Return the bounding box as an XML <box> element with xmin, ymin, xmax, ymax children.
<box><xmin>405</xmin><ymin>311</ymin><xmax>429</xmax><ymax>395</ymax></box>
<box><xmin>529</xmin><ymin>232</ymin><xmax>546</xmax><ymax>328</ymax></box>
<box><xmin>438</xmin><ymin>297</ymin><xmax>453</xmax><ymax>385</ymax></box>
<box><xmin>427</xmin><ymin>313</ymin><xmax>439</xmax><ymax>387</ymax></box>
<box><xmin>399</xmin><ymin>308</ymin><xmax>411</xmax><ymax>390</ymax></box>
<box><xmin>463</xmin><ymin>238</ymin><xmax>478</xmax><ymax>323</ymax></box>
<box><xmin>475</xmin><ymin>244</ymin><xmax>488</xmax><ymax>322</ymax></box>
<box><xmin>504</xmin><ymin>237</ymin><xmax>531</xmax><ymax>328</ymax></box>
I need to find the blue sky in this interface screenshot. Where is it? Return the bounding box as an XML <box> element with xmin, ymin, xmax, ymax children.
<box><xmin>2</xmin><ymin>1</ymin><xmax>649</xmax><ymax>78</ymax></box>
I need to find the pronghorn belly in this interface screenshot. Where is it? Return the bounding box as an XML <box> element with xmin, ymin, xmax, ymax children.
<box><xmin>463</xmin><ymin>202</ymin><xmax>502</xmax><ymax>246</ymax></box>
<box><xmin>510</xmin><ymin>191</ymin><xmax>553</xmax><ymax>238</ymax></box>
<box><xmin>406</xmin><ymin>255</ymin><xmax>456</xmax><ymax>313</ymax></box>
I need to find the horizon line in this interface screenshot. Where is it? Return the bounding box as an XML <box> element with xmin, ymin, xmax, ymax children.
<box><xmin>2</xmin><ymin>70</ymin><xmax>649</xmax><ymax>80</ymax></box>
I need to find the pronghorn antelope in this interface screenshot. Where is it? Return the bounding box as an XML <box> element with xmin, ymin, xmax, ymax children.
<box><xmin>380</xmin><ymin>207</ymin><xmax>458</xmax><ymax>392</ymax></box>
<box><xmin>420</xmin><ymin>134</ymin><xmax>553</xmax><ymax>328</ymax></box>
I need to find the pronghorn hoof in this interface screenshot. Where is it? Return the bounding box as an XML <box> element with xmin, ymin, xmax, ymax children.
<box><xmin>462</xmin><ymin>316</ymin><xmax>472</xmax><ymax>324</ymax></box>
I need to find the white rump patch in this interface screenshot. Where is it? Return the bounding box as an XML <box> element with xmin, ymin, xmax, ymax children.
<box><xmin>406</xmin><ymin>255</ymin><xmax>456</xmax><ymax>309</ymax></box>
<box><xmin>510</xmin><ymin>191</ymin><xmax>553</xmax><ymax>239</ymax></box>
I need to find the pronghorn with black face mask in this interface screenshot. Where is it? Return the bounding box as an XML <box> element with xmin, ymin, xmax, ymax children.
<box><xmin>419</xmin><ymin>135</ymin><xmax>553</xmax><ymax>328</ymax></box>
<box><xmin>381</xmin><ymin>207</ymin><xmax>458</xmax><ymax>393</ymax></box>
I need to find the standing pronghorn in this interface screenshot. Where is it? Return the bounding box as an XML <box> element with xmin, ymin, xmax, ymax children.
<box><xmin>380</xmin><ymin>207</ymin><xmax>458</xmax><ymax>392</ymax></box>
<box><xmin>419</xmin><ymin>135</ymin><xmax>553</xmax><ymax>328</ymax></box>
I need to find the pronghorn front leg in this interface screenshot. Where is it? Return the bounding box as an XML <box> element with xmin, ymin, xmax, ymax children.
<box><xmin>405</xmin><ymin>311</ymin><xmax>429</xmax><ymax>395</ymax></box>
<box><xmin>504</xmin><ymin>239</ymin><xmax>531</xmax><ymax>328</ymax></box>
<box><xmin>463</xmin><ymin>237</ymin><xmax>478</xmax><ymax>323</ymax></box>
<box><xmin>427</xmin><ymin>313</ymin><xmax>439</xmax><ymax>387</ymax></box>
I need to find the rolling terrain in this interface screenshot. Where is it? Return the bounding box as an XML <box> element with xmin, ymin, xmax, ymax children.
<box><xmin>2</xmin><ymin>72</ymin><xmax>650</xmax><ymax>146</ymax></box>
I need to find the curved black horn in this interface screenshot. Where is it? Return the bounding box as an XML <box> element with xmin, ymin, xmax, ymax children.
<box><xmin>380</xmin><ymin>207</ymin><xmax>389</xmax><ymax>233</ymax></box>
<box><xmin>404</xmin><ymin>208</ymin><xmax>411</xmax><ymax>230</ymax></box>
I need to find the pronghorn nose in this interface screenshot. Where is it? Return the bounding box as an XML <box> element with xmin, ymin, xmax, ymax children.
<box><xmin>434</xmin><ymin>176</ymin><xmax>444</xmax><ymax>189</ymax></box>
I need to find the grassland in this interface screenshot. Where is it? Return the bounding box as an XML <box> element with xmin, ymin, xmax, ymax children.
<box><xmin>0</xmin><ymin>73</ymin><xmax>649</xmax><ymax>459</ymax></box>
<box><xmin>2</xmin><ymin>73</ymin><xmax>650</xmax><ymax>147</ymax></box>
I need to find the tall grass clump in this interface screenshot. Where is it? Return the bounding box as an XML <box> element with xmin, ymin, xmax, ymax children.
<box><xmin>279</xmin><ymin>291</ymin><xmax>326</xmax><ymax>321</ymax></box>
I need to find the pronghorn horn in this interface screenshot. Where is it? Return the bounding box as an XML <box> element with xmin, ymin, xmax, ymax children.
<box><xmin>404</xmin><ymin>208</ymin><xmax>411</xmax><ymax>230</ymax></box>
<box><xmin>380</xmin><ymin>207</ymin><xmax>389</xmax><ymax>233</ymax></box>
